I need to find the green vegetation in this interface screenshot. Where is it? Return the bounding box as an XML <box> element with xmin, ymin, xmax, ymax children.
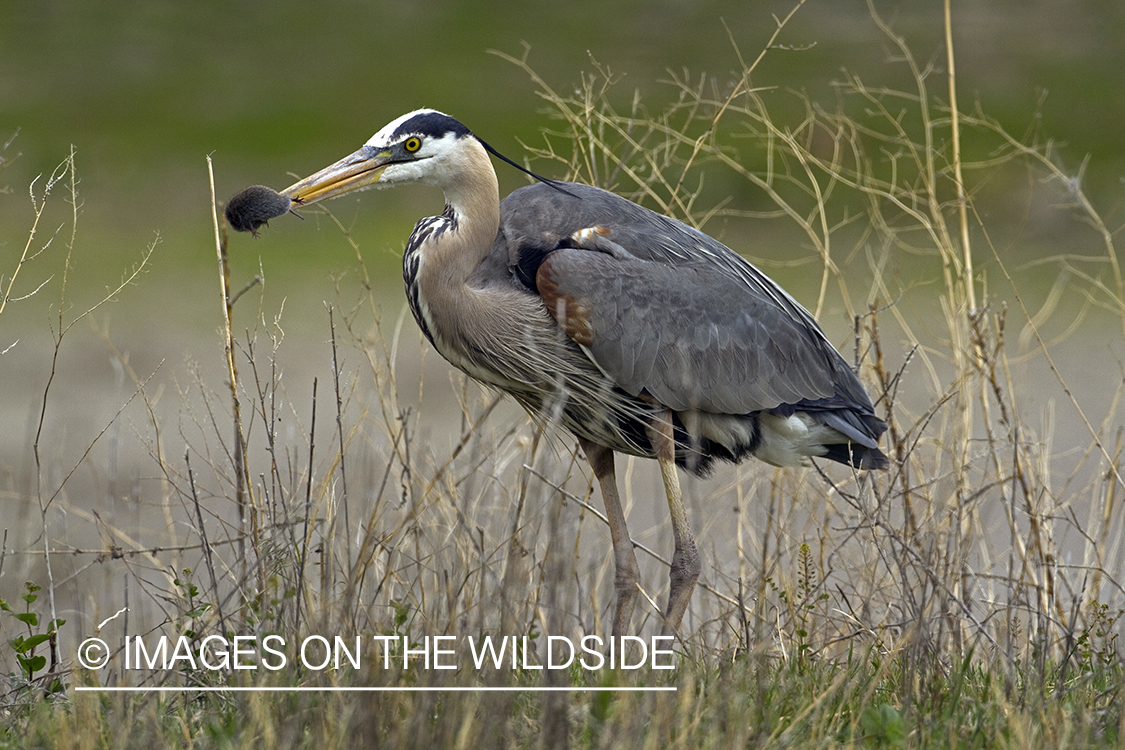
<box><xmin>1</xmin><ymin>582</ymin><xmax>66</xmax><ymax>696</ymax></box>
<box><xmin>2</xmin><ymin>3</ymin><xmax>1123</xmax><ymax>747</ymax></box>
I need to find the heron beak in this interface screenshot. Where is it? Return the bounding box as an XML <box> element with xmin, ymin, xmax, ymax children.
<box><xmin>281</xmin><ymin>146</ymin><xmax>394</xmax><ymax>206</ymax></box>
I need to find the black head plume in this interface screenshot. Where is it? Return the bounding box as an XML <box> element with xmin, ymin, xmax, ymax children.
<box><xmin>476</xmin><ymin>138</ymin><xmax>577</xmax><ymax>198</ymax></box>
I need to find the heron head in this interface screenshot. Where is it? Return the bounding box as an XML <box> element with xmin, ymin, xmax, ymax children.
<box><xmin>282</xmin><ymin>109</ymin><xmax>476</xmax><ymax>206</ymax></box>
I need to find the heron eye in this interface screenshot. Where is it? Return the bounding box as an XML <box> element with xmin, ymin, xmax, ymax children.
<box><xmin>404</xmin><ymin>137</ymin><xmax>422</xmax><ymax>153</ymax></box>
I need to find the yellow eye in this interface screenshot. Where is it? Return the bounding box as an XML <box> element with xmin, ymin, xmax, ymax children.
<box><xmin>404</xmin><ymin>137</ymin><xmax>422</xmax><ymax>153</ymax></box>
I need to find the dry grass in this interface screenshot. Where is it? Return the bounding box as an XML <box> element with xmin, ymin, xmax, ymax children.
<box><xmin>2</xmin><ymin>2</ymin><xmax>1123</xmax><ymax>747</ymax></box>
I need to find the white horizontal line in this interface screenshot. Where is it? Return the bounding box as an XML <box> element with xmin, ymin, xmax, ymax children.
<box><xmin>75</xmin><ymin>686</ymin><xmax>676</xmax><ymax>693</ymax></box>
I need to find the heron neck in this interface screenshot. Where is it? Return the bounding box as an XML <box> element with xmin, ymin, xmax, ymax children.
<box><xmin>410</xmin><ymin>139</ymin><xmax>501</xmax><ymax>349</ymax></box>
<box><xmin>440</xmin><ymin>139</ymin><xmax>501</xmax><ymax>267</ymax></box>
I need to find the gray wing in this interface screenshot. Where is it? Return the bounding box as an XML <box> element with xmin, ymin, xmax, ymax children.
<box><xmin>501</xmin><ymin>181</ymin><xmax>873</xmax><ymax>417</ymax></box>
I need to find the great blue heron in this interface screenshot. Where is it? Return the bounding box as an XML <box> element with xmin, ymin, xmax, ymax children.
<box><xmin>243</xmin><ymin>108</ymin><xmax>888</xmax><ymax>637</ymax></box>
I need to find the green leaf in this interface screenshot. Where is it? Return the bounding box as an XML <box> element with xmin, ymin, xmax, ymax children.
<box><xmin>17</xmin><ymin>653</ymin><xmax>46</xmax><ymax>676</ymax></box>
<box><xmin>15</xmin><ymin>633</ymin><xmax>51</xmax><ymax>653</ymax></box>
<box><xmin>860</xmin><ymin>704</ymin><xmax>905</xmax><ymax>746</ymax></box>
<box><xmin>185</xmin><ymin>604</ymin><xmax>211</xmax><ymax>619</ymax></box>
<box><xmin>15</xmin><ymin>612</ymin><xmax>39</xmax><ymax>627</ymax></box>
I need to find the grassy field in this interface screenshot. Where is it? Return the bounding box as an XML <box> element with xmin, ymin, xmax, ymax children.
<box><xmin>2</xmin><ymin>3</ymin><xmax>1124</xmax><ymax>747</ymax></box>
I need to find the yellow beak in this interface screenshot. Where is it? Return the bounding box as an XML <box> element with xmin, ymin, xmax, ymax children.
<box><xmin>281</xmin><ymin>146</ymin><xmax>394</xmax><ymax>206</ymax></box>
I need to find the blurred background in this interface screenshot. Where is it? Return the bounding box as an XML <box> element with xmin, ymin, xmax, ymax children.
<box><xmin>4</xmin><ymin>0</ymin><xmax>1124</xmax><ymax>292</ymax></box>
<box><xmin>2</xmin><ymin>0</ymin><xmax>1124</xmax><ymax>628</ymax></box>
<box><xmin>4</xmin><ymin>0</ymin><xmax>1125</xmax><ymax>335</ymax></box>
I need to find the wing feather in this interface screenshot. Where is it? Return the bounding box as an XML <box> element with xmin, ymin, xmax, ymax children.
<box><xmin>501</xmin><ymin>181</ymin><xmax>877</xmax><ymax>421</ymax></box>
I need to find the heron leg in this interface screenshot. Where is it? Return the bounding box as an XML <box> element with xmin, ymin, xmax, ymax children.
<box><xmin>647</xmin><ymin>412</ymin><xmax>700</xmax><ymax>638</ymax></box>
<box><xmin>578</xmin><ymin>438</ymin><xmax>638</xmax><ymax>637</ymax></box>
